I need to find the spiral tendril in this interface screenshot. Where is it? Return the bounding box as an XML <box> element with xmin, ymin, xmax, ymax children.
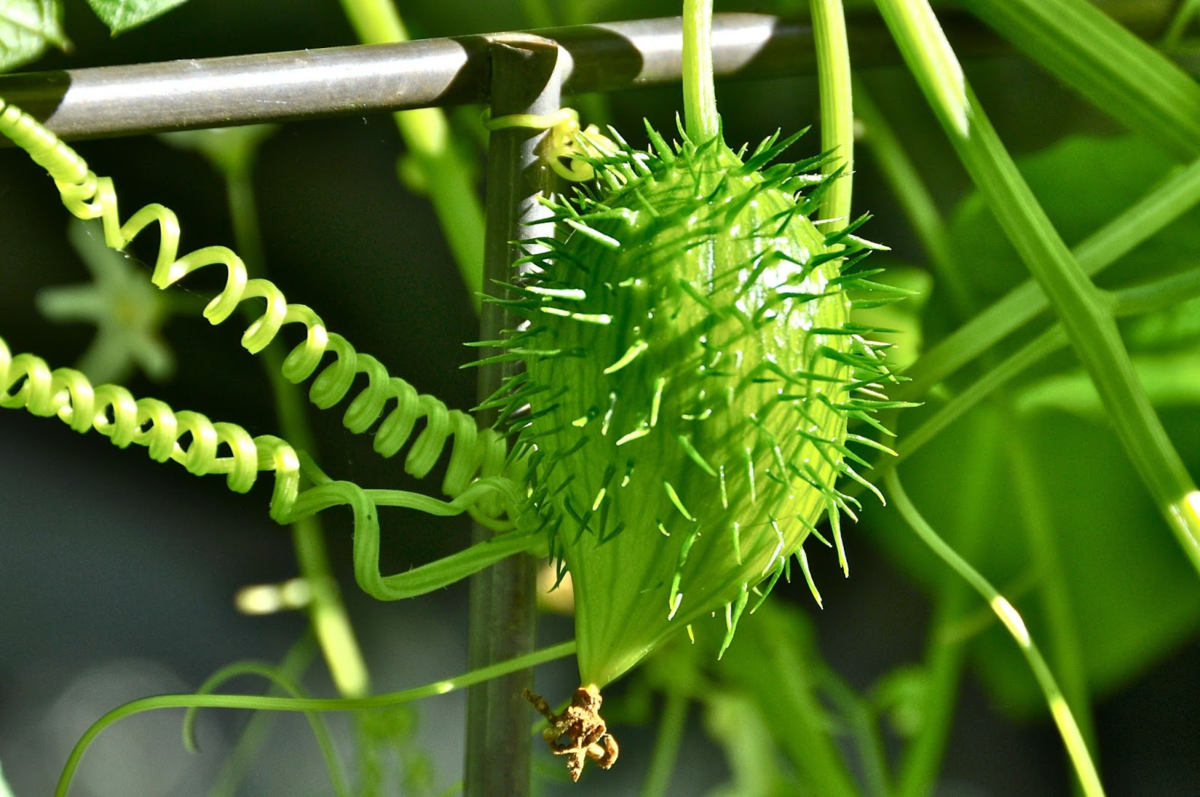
<box><xmin>0</xmin><ymin>336</ymin><xmax>301</xmax><ymax>522</ymax></box>
<box><xmin>0</xmin><ymin>99</ymin><xmax>538</xmax><ymax>600</ymax></box>
<box><xmin>0</xmin><ymin>98</ymin><xmax>516</xmax><ymax>528</ymax></box>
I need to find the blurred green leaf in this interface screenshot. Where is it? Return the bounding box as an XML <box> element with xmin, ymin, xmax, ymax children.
<box><xmin>86</xmin><ymin>0</ymin><xmax>188</xmax><ymax>35</ymax></box>
<box><xmin>0</xmin><ymin>0</ymin><xmax>67</xmax><ymax>71</ymax></box>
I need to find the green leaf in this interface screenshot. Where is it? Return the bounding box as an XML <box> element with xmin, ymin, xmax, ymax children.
<box><xmin>0</xmin><ymin>0</ymin><xmax>67</xmax><ymax>71</ymax></box>
<box><xmin>86</xmin><ymin>0</ymin><xmax>188</xmax><ymax>35</ymax></box>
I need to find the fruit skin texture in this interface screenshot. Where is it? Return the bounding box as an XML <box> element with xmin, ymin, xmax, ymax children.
<box><xmin>506</xmin><ymin>130</ymin><xmax>866</xmax><ymax>690</ymax></box>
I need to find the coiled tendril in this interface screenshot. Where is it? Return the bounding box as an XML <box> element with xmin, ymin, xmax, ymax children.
<box><xmin>0</xmin><ymin>336</ymin><xmax>301</xmax><ymax>521</ymax></box>
<box><xmin>0</xmin><ymin>99</ymin><xmax>538</xmax><ymax>600</ymax></box>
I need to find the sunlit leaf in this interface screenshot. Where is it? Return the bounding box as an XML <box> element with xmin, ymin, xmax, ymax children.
<box><xmin>0</xmin><ymin>0</ymin><xmax>67</xmax><ymax>71</ymax></box>
<box><xmin>86</xmin><ymin>0</ymin><xmax>187</xmax><ymax>35</ymax></box>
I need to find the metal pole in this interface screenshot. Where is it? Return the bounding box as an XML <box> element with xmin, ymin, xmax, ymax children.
<box><xmin>465</xmin><ymin>37</ymin><xmax>562</xmax><ymax>797</ymax></box>
<box><xmin>0</xmin><ymin>10</ymin><xmax>1024</xmax><ymax>141</ymax></box>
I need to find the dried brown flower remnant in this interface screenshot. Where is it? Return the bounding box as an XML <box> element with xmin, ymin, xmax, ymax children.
<box><xmin>524</xmin><ymin>685</ymin><xmax>619</xmax><ymax>781</ymax></box>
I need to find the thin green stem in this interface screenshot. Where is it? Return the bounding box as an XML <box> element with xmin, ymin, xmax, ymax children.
<box><xmin>903</xmin><ymin>151</ymin><xmax>1200</xmax><ymax>399</ymax></box>
<box><xmin>639</xmin><ymin>690</ymin><xmax>689</xmax><ymax>797</ymax></box>
<box><xmin>339</xmin><ymin>0</ymin><xmax>486</xmax><ymax>311</ymax></box>
<box><xmin>682</xmin><ymin>0</ymin><xmax>718</xmax><ymax>141</ymax></box>
<box><xmin>885</xmin><ymin>471</ymin><xmax>1105</xmax><ymax>797</ymax></box>
<box><xmin>896</xmin><ymin>413</ymin><xmax>998</xmax><ymax>797</ymax></box>
<box><xmin>185</xmin><ymin>660</ymin><xmax>350</xmax><ymax>796</ymax></box>
<box><xmin>893</xmin><ymin>263</ymin><xmax>1200</xmax><ymax>473</ymax></box>
<box><xmin>876</xmin><ymin>0</ymin><xmax>1200</xmax><ymax>577</ymax></box>
<box><xmin>811</xmin><ymin>0</ymin><xmax>855</xmax><ymax>224</ymax></box>
<box><xmin>1163</xmin><ymin>0</ymin><xmax>1200</xmax><ymax>49</ymax></box>
<box><xmin>55</xmin><ymin>641</ymin><xmax>577</xmax><ymax>797</ymax></box>
<box><xmin>1003</xmin><ymin>411</ymin><xmax>1097</xmax><ymax>766</ymax></box>
<box><xmin>207</xmin><ymin>634</ymin><xmax>319</xmax><ymax>797</ymax></box>
<box><xmin>959</xmin><ymin>0</ymin><xmax>1200</xmax><ymax>163</ymax></box>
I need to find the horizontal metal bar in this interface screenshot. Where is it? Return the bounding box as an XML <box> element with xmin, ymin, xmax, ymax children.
<box><xmin>0</xmin><ymin>12</ymin><xmax>991</xmax><ymax>141</ymax></box>
<box><xmin>0</xmin><ymin>4</ymin><xmax>1173</xmax><ymax>142</ymax></box>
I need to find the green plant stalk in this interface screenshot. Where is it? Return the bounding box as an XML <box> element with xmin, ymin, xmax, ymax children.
<box><xmin>219</xmin><ymin>145</ymin><xmax>370</xmax><ymax>699</ymax></box>
<box><xmin>185</xmin><ymin>661</ymin><xmax>350</xmax><ymax>796</ymax></box>
<box><xmin>959</xmin><ymin>0</ymin><xmax>1200</xmax><ymax>163</ymax></box>
<box><xmin>896</xmin><ymin>413</ymin><xmax>997</xmax><ymax>797</ymax></box>
<box><xmin>720</xmin><ymin>608</ymin><xmax>861</xmax><ymax>794</ymax></box>
<box><xmin>854</xmin><ymin>81</ymin><xmax>971</xmax><ymax>313</ymax></box>
<box><xmin>682</xmin><ymin>0</ymin><xmax>718</xmax><ymax>141</ymax></box>
<box><xmin>639</xmin><ymin>690</ymin><xmax>688</xmax><ymax>797</ymax></box>
<box><xmin>885</xmin><ymin>470</ymin><xmax>1105</xmax><ymax>797</ymax></box>
<box><xmin>55</xmin><ymin>641</ymin><xmax>577</xmax><ymax>797</ymax></box>
<box><xmin>339</xmin><ymin>0</ymin><xmax>486</xmax><ymax>311</ymax></box>
<box><xmin>894</xmin><ymin>263</ymin><xmax>1200</xmax><ymax>471</ymax></box>
<box><xmin>854</xmin><ymin>79</ymin><xmax>1099</xmax><ymax>768</ymax></box>
<box><xmin>904</xmin><ymin>151</ymin><xmax>1200</xmax><ymax>399</ymax></box>
<box><xmin>1004</xmin><ymin>411</ymin><xmax>1097</xmax><ymax>761</ymax></box>
<box><xmin>811</xmin><ymin>0</ymin><xmax>854</xmax><ymax>225</ymax></box>
<box><xmin>875</xmin><ymin>0</ymin><xmax>1200</xmax><ymax>577</ymax></box>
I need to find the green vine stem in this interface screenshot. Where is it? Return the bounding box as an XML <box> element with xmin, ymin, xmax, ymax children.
<box><xmin>207</xmin><ymin>634</ymin><xmax>320</xmax><ymax>797</ymax></box>
<box><xmin>811</xmin><ymin>0</ymin><xmax>854</xmax><ymax>225</ymax></box>
<box><xmin>182</xmin><ymin>661</ymin><xmax>350</xmax><ymax>796</ymax></box>
<box><xmin>54</xmin><ymin>641</ymin><xmax>577</xmax><ymax>797</ymax></box>
<box><xmin>854</xmin><ymin>79</ymin><xmax>1099</xmax><ymax>770</ymax></box>
<box><xmin>886</xmin><ymin>470</ymin><xmax>1105</xmax><ymax>797</ymax></box>
<box><xmin>903</xmin><ymin>151</ymin><xmax>1200</xmax><ymax>399</ymax></box>
<box><xmin>339</xmin><ymin>0</ymin><xmax>487</xmax><ymax>311</ymax></box>
<box><xmin>682</xmin><ymin>0</ymin><xmax>718</xmax><ymax>141</ymax></box>
<box><xmin>893</xmin><ymin>264</ymin><xmax>1200</xmax><ymax>480</ymax></box>
<box><xmin>817</xmin><ymin>669</ymin><xmax>891</xmax><ymax>796</ymax></box>
<box><xmin>1004</xmin><ymin>410</ymin><xmax>1097</xmax><ymax>758</ymax></box>
<box><xmin>1163</xmin><ymin>0</ymin><xmax>1200</xmax><ymax>49</ymax></box>
<box><xmin>875</xmin><ymin>0</ymin><xmax>1200</xmax><ymax>577</ymax></box>
<box><xmin>895</xmin><ymin>413</ymin><xmax>996</xmax><ymax>797</ymax></box>
<box><xmin>960</xmin><ymin>0</ymin><xmax>1200</xmax><ymax>163</ymax></box>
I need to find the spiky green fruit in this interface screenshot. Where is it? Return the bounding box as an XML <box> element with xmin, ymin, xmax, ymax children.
<box><xmin>499</xmin><ymin>125</ymin><xmax>891</xmax><ymax>691</ymax></box>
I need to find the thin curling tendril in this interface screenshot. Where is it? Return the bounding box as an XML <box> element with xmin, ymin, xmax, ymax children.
<box><xmin>0</xmin><ymin>99</ymin><xmax>542</xmax><ymax>601</ymax></box>
<box><xmin>483</xmin><ymin>106</ymin><xmax>618</xmax><ymax>182</ymax></box>
<box><xmin>0</xmin><ymin>98</ymin><xmax>516</xmax><ymax>527</ymax></box>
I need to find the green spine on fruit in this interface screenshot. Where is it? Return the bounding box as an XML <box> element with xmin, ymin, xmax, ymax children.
<box><xmin>490</xmin><ymin>120</ymin><xmax>904</xmax><ymax>690</ymax></box>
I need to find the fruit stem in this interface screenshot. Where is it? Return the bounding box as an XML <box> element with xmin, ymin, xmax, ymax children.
<box><xmin>682</xmin><ymin>0</ymin><xmax>719</xmax><ymax>141</ymax></box>
<box><xmin>811</xmin><ymin>0</ymin><xmax>855</xmax><ymax>225</ymax></box>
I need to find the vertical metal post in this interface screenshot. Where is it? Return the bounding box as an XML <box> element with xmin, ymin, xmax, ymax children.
<box><xmin>465</xmin><ymin>38</ymin><xmax>563</xmax><ymax>797</ymax></box>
